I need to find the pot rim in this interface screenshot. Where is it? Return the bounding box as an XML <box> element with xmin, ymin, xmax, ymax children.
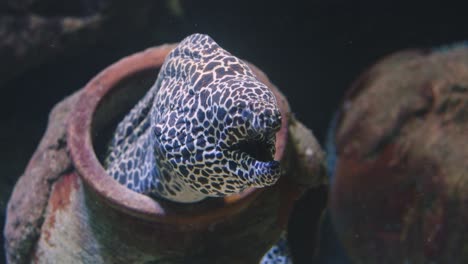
<box><xmin>67</xmin><ymin>43</ymin><xmax>289</xmax><ymax>224</ymax></box>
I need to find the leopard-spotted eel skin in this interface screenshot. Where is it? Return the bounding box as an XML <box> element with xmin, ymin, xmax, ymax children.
<box><xmin>105</xmin><ymin>33</ymin><xmax>291</xmax><ymax>263</ymax></box>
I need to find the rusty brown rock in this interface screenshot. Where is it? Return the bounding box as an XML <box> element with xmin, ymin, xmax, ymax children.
<box><xmin>330</xmin><ymin>46</ymin><xmax>468</xmax><ymax>263</ymax></box>
<box><xmin>5</xmin><ymin>43</ymin><xmax>326</xmax><ymax>263</ymax></box>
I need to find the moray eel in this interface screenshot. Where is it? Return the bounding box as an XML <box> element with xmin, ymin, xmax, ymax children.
<box><xmin>105</xmin><ymin>33</ymin><xmax>290</xmax><ymax>263</ymax></box>
<box><xmin>105</xmin><ymin>33</ymin><xmax>282</xmax><ymax>202</ymax></box>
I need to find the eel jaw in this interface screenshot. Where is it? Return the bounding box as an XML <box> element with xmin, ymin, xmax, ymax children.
<box><xmin>229</xmin><ymin>133</ymin><xmax>282</xmax><ymax>187</ymax></box>
<box><xmin>231</xmin><ymin>134</ymin><xmax>276</xmax><ymax>162</ymax></box>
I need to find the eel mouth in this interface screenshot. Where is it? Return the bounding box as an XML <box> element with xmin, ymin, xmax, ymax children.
<box><xmin>231</xmin><ymin>134</ymin><xmax>275</xmax><ymax>162</ymax></box>
<box><xmin>228</xmin><ymin>133</ymin><xmax>281</xmax><ymax>187</ymax></box>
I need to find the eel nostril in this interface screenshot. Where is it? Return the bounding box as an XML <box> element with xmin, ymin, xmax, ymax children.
<box><xmin>270</xmin><ymin>116</ymin><xmax>282</xmax><ymax>131</ymax></box>
<box><xmin>260</xmin><ymin>107</ymin><xmax>282</xmax><ymax>131</ymax></box>
<box><xmin>268</xmin><ymin>109</ymin><xmax>281</xmax><ymax>129</ymax></box>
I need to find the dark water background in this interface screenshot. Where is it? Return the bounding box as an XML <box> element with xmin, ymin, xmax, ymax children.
<box><xmin>1</xmin><ymin>1</ymin><xmax>467</xmax><ymax>263</ymax></box>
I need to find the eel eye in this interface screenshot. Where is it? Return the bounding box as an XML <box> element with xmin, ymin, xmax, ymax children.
<box><xmin>242</xmin><ymin>108</ymin><xmax>254</xmax><ymax>121</ymax></box>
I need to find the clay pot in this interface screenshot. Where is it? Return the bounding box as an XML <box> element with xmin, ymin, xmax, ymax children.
<box><xmin>329</xmin><ymin>47</ymin><xmax>468</xmax><ymax>263</ymax></box>
<box><xmin>5</xmin><ymin>43</ymin><xmax>325</xmax><ymax>263</ymax></box>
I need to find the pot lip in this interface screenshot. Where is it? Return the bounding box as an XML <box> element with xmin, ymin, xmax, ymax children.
<box><xmin>67</xmin><ymin>43</ymin><xmax>289</xmax><ymax>224</ymax></box>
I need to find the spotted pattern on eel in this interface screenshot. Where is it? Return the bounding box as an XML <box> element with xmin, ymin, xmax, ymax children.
<box><xmin>104</xmin><ymin>33</ymin><xmax>291</xmax><ymax>263</ymax></box>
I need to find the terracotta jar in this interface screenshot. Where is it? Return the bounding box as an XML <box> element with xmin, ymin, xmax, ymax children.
<box><xmin>5</xmin><ymin>44</ymin><xmax>326</xmax><ymax>263</ymax></box>
<box><xmin>329</xmin><ymin>47</ymin><xmax>468</xmax><ymax>263</ymax></box>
